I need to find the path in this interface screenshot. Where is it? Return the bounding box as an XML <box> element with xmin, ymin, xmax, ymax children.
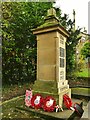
<box><xmin>81</xmin><ymin>101</ymin><xmax>90</xmax><ymax>120</ymax></box>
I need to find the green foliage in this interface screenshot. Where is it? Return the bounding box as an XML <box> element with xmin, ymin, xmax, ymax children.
<box><xmin>54</xmin><ymin>7</ymin><xmax>81</xmax><ymax>74</ymax></box>
<box><xmin>81</xmin><ymin>42</ymin><xmax>90</xmax><ymax>58</ymax></box>
<box><xmin>2</xmin><ymin>2</ymin><xmax>52</xmax><ymax>85</ymax></box>
<box><xmin>2</xmin><ymin>2</ymin><xmax>81</xmax><ymax>84</ymax></box>
<box><xmin>77</xmin><ymin>68</ymin><xmax>88</xmax><ymax>77</ymax></box>
<box><xmin>66</xmin><ymin>29</ymin><xmax>81</xmax><ymax>74</ymax></box>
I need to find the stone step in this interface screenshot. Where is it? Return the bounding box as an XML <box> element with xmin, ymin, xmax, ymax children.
<box><xmin>16</xmin><ymin>98</ymin><xmax>87</xmax><ymax>120</ymax></box>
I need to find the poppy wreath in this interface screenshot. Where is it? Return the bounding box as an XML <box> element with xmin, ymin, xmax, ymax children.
<box><xmin>31</xmin><ymin>94</ymin><xmax>44</xmax><ymax>109</ymax></box>
<box><xmin>25</xmin><ymin>90</ymin><xmax>32</xmax><ymax>107</ymax></box>
<box><xmin>63</xmin><ymin>94</ymin><xmax>72</xmax><ymax>109</ymax></box>
<box><xmin>43</xmin><ymin>96</ymin><xmax>56</xmax><ymax>112</ymax></box>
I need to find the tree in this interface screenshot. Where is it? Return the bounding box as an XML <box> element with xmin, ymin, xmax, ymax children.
<box><xmin>2</xmin><ymin>2</ymin><xmax>52</xmax><ymax>85</ymax></box>
<box><xmin>81</xmin><ymin>42</ymin><xmax>90</xmax><ymax>58</ymax></box>
<box><xmin>66</xmin><ymin>29</ymin><xmax>81</xmax><ymax>74</ymax></box>
<box><xmin>2</xmin><ymin>2</ymin><xmax>81</xmax><ymax>85</ymax></box>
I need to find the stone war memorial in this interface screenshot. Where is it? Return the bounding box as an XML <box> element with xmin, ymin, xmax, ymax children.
<box><xmin>32</xmin><ymin>8</ymin><xmax>71</xmax><ymax>107</ymax></box>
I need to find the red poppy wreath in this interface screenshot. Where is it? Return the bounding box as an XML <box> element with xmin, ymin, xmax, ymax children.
<box><xmin>43</xmin><ymin>96</ymin><xmax>56</xmax><ymax>112</ymax></box>
<box><xmin>31</xmin><ymin>94</ymin><xmax>44</xmax><ymax>109</ymax></box>
<box><xmin>63</xmin><ymin>94</ymin><xmax>72</xmax><ymax>109</ymax></box>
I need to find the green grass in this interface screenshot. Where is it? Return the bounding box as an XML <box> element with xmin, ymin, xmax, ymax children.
<box><xmin>1</xmin><ymin>97</ymin><xmax>43</xmax><ymax>119</ymax></box>
<box><xmin>1</xmin><ymin>83</ymin><xmax>44</xmax><ymax>119</ymax></box>
<box><xmin>76</xmin><ymin>68</ymin><xmax>88</xmax><ymax>77</ymax></box>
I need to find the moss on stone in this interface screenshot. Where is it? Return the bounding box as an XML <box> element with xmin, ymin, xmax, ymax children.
<box><xmin>33</xmin><ymin>80</ymin><xmax>58</xmax><ymax>94</ymax></box>
<box><xmin>37</xmin><ymin>22</ymin><xmax>58</xmax><ymax>28</ymax></box>
<box><xmin>33</xmin><ymin>80</ymin><xmax>59</xmax><ymax>104</ymax></box>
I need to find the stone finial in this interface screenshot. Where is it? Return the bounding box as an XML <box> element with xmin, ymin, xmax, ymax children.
<box><xmin>47</xmin><ymin>8</ymin><xmax>56</xmax><ymax>17</ymax></box>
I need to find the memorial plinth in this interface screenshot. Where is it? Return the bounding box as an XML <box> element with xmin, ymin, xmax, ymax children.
<box><xmin>32</xmin><ymin>8</ymin><xmax>71</xmax><ymax>107</ymax></box>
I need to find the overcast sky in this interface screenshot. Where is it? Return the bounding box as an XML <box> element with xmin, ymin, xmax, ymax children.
<box><xmin>53</xmin><ymin>0</ymin><xmax>90</xmax><ymax>33</ymax></box>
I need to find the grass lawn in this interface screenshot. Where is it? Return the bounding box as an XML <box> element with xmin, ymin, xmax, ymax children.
<box><xmin>1</xmin><ymin>96</ymin><xmax>43</xmax><ymax>119</ymax></box>
<box><xmin>76</xmin><ymin>68</ymin><xmax>88</xmax><ymax>77</ymax></box>
<box><xmin>1</xmin><ymin>83</ymin><xmax>44</xmax><ymax>119</ymax></box>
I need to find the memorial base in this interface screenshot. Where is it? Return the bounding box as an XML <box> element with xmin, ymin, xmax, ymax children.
<box><xmin>33</xmin><ymin>80</ymin><xmax>59</xmax><ymax>104</ymax></box>
<box><xmin>33</xmin><ymin>80</ymin><xmax>71</xmax><ymax>107</ymax></box>
<box><xmin>58</xmin><ymin>89</ymin><xmax>71</xmax><ymax>108</ymax></box>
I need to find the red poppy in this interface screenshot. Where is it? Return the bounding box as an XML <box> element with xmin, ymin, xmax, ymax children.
<box><xmin>43</xmin><ymin>96</ymin><xmax>56</xmax><ymax>112</ymax></box>
<box><xmin>31</xmin><ymin>94</ymin><xmax>44</xmax><ymax>109</ymax></box>
<box><xmin>63</xmin><ymin>94</ymin><xmax>72</xmax><ymax>109</ymax></box>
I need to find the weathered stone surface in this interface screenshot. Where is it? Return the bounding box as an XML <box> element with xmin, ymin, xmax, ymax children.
<box><xmin>47</xmin><ymin>8</ymin><xmax>56</xmax><ymax>17</ymax></box>
<box><xmin>32</xmin><ymin>8</ymin><xmax>71</xmax><ymax>107</ymax></box>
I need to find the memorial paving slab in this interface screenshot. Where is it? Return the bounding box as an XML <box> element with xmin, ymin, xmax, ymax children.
<box><xmin>16</xmin><ymin>98</ymin><xmax>89</xmax><ymax>120</ymax></box>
